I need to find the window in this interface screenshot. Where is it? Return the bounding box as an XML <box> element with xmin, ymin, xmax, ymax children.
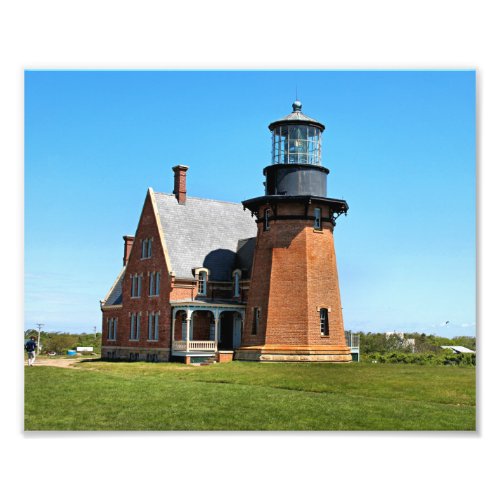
<box><xmin>148</xmin><ymin>312</ymin><xmax>160</xmax><ymax>341</ymax></box>
<box><xmin>148</xmin><ymin>313</ymin><xmax>153</xmax><ymax>340</ymax></box>
<box><xmin>142</xmin><ymin>238</ymin><xmax>153</xmax><ymax>259</ymax></box>
<box><xmin>131</xmin><ymin>274</ymin><xmax>142</xmax><ymax>297</ymax></box>
<box><xmin>314</xmin><ymin>207</ymin><xmax>322</xmax><ymax>230</ymax></box>
<box><xmin>198</xmin><ymin>271</ymin><xmax>207</xmax><ymax>296</ymax></box>
<box><xmin>149</xmin><ymin>272</ymin><xmax>161</xmax><ymax>296</ymax></box>
<box><xmin>107</xmin><ymin>318</ymin><xmax>117</xmax><ymax>340</ymax></box>
<box><xmin>251</xmin><ymin>307</ymin><xmax>260</xmax><ymax>336</ymax></box>
<box><xmin>233</xmin><ymin>270</ymin><xmax>241</xmax><ymax>298</ymax></box>
<box><xmin>156</xmin><ymin>272</ymin><xmax>161</xmax><ymax>295</ymax></box>
<box><xmin>130</xmin><ymin>312</ymin><xmax>141</xmax><ymax>340</ymax></box>
<box><xmin>320</xmin><ymin>308</ymin><xmax>329</xmax><ymax>336</ymax></box>
<box><xmin>264</xmin><ymin>208</ymin><xmax>271</xmax><ymax>231</ymax></box>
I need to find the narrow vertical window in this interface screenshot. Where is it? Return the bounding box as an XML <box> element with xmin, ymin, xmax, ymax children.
<box><xmin>137</xmin><ymin>275</ymin><xmax>142</xmax><ymax>297</ymax></box>
<box><xmin>142</xmin><ymin>240</ymin><xmax>147</xmax><ymax>258</ymax></box>
<box><xmin>320</xmin><ymin>308</ymin><xmax>329</xmax><ymax>336</ymax></box>
<box><xmin>156</xmin><ymin>272</ymin><xmax>161</xmax><ymax>295</ymax></box>
<box><xmin>314</xmin><ymin>207</ymin><xmax>322</xmax><ymax>230</ymax></box>
<box><xmin>234</xmin><ymin>272</ymin><xmax>240</xmax><ymax>298</ymax></box>
<box><xmin>147</xmin><ymin>238</ymin><xmax>152</xmax><ymax>258</ymax></box>
<box><xmin>131</xmin><ymin>275</ymin><xmax>135</xmax><ymax>296</ymax></box>
<box><xmin>130</xmin><ymin>314</ymin><xmax>135</xmax><ymax>339</ymax></box>
<box><xmin>154</xmin><ymin>313</ymin><xmax>159</xmax><ymax>340</ymax></box>
<box><xmin>107</xmin><ymin>319</ymin><xmax>112</xmax><ymax>339</ymax></box>
<box><xmin>149</xmin><ymin>273</ymin><xmax>154</xmax><ymax>296</ymax></box>
<box><xmin>264</xmin><ymin>208</ymin><xmax>271</xmax><ymax>231</ymax></box>
<box><xmin>136</xmin><ymin>313</ymin><xmax>141</xmax><ymax>340</ymax></box>
<box><xmin>148</xmin><ymin>313</ymin><xmax>154</xmax><ymax>340</ymax></box>
<box><xmin>198</xmin><ymin>271</ymin><xmax>207</xmax><ymax>295</ymax></box>
<box><xmin>251</xmin><ymin>307</ymin><xmax>260</xmax><ymax>335</ymax></box>
<box><xmin>113</xmin><ymin>318</ymin><xmax>117</xmax><ymax>340</ymax></box>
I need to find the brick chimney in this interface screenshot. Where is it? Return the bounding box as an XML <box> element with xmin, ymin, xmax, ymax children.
<box><xmin>123</xmin><ymin>235</ymin><xmax>134</xmax><ymax>266</ymax></box>
<box><xmin>172</xmin><ymin>165</ymin><xmax>189</xmax><ymax>204</ymax></box>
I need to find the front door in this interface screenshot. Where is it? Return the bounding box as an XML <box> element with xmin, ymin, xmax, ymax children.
<box><xmin>219</xmin><ymin>313</ymin><xmax>234</xmax><ymax>350</ymax></box>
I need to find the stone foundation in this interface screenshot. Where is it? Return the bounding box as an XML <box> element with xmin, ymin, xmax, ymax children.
<box><xmin>234</xmin><ymin>344</ymin><xmax>352</xmax><ymax>363</ymax></box>
<box><xmin>101</xmin><ymin>346</ymin><xmax>171</xmax><ymax>362</ymax></box>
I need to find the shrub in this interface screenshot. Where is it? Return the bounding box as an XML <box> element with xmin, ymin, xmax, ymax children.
<box><xmin>362</xmin><ymin>352</ymin><xmax>475</xmax><ymax>366</ymax></box>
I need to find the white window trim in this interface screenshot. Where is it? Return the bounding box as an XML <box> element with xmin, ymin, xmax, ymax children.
<box><xmin>194</xmin><ymin>268</ymin><xmax>209</xmax><ymax>296</ymax></box>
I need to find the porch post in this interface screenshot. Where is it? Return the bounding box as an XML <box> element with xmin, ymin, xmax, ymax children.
<box><xmin>214</xmin><ymin>309</ymin><xmax>220</xmax><ymax>351</ymax></box>
<box><xmin>171</xmin><ymin>308</ymin><xmax>176</xmax><ymax>351</ymax></box>
<box><xmin>185</xmin><ymin>309</ymin><xmax>192</xmax><ymax>352</ymax></box>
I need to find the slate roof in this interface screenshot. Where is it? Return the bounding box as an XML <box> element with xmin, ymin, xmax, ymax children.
<box><xmin>236</xmin><ymin>237</ymin><xmax>256</xmax><ymax>278</ymax></box>
<box><xmin>102</xmin><ymin>267</ymin><xmax>125</xmax><ymax>307</ymax></box>
<box><xmin>154</xmin><ymin>192</ymin><xmax>257</xmax><ymax>281</ymax></box>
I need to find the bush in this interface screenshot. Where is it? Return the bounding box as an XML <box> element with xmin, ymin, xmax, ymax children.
<box><xmin>363</xmin><ymin>352</ymin><xmax>475</xmax><ymax>366</ymax></box>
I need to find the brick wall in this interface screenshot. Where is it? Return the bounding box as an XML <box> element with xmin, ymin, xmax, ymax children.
<box><xmin>102</xmin><ymin>191</ymin><xmax>172</xmax><ymax>353</ymax></box>
<box><xmin>241</xmin><ymin>201</ymin><xmax>347</xmax><ymax>348</ymax></box>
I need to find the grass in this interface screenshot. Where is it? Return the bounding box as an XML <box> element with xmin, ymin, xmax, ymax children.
<box><xmin>24</xmin><ymin>361</ymin><xmax>475</xmax><ymax>431</ymax></box>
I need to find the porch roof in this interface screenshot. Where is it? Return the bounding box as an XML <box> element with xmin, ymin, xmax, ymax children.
<box><xmin>170</xmin><ymin>298</ymin><xmax>246</xmax><ymax>311</ymax></box>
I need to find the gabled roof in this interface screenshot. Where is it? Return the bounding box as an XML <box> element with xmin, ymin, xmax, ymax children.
<box><xmin>154</xmin><ymin>192</ymin><xmax>257</xmax><ymax>281</ymax></box>
<box><xmin>102</xmin><ymin>267</ymin><xmax>125</xmax><ymax>307</ymax></box>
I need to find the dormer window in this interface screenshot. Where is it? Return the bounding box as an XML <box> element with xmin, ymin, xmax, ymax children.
<box><xmin>233</xmin><ymin>269</ymin><xmax>242</xmax><ymax>298</ymax></box>
<box><xmin>198</xmin><ymin>270</ymin><xmax>208</xmax><ymax>296</ymax></box>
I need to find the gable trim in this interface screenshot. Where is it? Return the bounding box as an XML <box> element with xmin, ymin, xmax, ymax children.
<box><xmin>149</xmin><ymin>188</ymin><xmax>173</xmax><ymax>274</ymax></box>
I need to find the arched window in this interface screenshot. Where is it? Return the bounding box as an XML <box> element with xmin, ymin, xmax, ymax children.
<box><xmin>198</xmin><ymin>270</ymin><xmax>207</xmax><ymax>296</ymax></box>
<box><xmin>320</xmin><ymin>308</ymin><xmax>329</xmax><ymax>336</ymax></box>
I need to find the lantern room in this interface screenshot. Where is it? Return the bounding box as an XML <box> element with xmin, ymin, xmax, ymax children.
<box><xmin>270</xmin><ymin>100</ymin><xmax>325</xmax><ymax>166</ymax></box>
<box><xmin>264</xmin><ymin>101</ymin><xmax>329</xmax><ymax>197</ymax></box>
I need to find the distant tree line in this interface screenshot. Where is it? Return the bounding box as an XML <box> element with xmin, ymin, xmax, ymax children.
<box><xmin>24</xmin><ymin>330</ymin><xmax>102</xmax><ymax>355</ymax></box>
<box><xmin>345</xmin><ymin>331</ymin><xmax>476</xmax><ymax>354</ymax></box>
<box><xmin>345</xmin><ymin>331</ymin><xmax>476</xmax><ymax>365</ymax></box>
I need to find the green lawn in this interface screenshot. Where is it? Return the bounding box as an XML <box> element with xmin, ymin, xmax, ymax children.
<box><xmin>24</xmin><ymin>361</ymin><xmax>475</xmax><ymax>431</ymax></box>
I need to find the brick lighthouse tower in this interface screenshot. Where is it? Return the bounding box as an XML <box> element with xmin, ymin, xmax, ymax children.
<box><xmin>235</xmin><ymin>101</ymin><xmax>351</xmax><ymax>362</ymax></box>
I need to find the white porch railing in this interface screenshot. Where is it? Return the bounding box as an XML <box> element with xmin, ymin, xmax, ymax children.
<box><xmin>172</xmin><ymin>340</ymin><xmax>216</xmax><ymax>352</ymax></box>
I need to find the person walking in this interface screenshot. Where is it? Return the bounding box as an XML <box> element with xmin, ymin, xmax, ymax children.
<box><xmin>25</xmin><ymin>336</ymin><xmax>37</xmax><ymax>366</ymax></box>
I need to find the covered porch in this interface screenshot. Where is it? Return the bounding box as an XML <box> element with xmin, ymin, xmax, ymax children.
<box><xmin>170</xmin><ymin>300</ymin><xmax>246</xmax><ymax>362</ymax></box>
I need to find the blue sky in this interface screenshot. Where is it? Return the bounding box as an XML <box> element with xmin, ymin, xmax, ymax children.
<box><xmin>24</xmin><ymin>70</ymin><xmax>476</xmax><ymax>337</ymax></box>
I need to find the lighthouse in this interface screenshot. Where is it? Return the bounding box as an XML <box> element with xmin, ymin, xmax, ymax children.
<box><xmin>235</xmin><ymin>101</ymin><xmax>351</xmax><ymax>362</ymax></box>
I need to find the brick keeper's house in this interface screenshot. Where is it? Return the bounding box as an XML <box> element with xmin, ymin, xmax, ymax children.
<box><xmin>101</xmin><ymin>101</ymin><xmax>355</xmax><ymax>363</ymax></box>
